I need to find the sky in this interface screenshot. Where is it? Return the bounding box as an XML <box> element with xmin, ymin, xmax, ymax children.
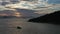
<box><xmin>0</xmin><ymin>0</ymin><xmax>60</xmax><ymax>4</ymax></box>
<box><xmin>48</xmin><ymin>0</ymin><xmax>60</xmax><ymax>4</ymax></box>
<box><xmin>0</xmin><ymin>0</ymin><xmax>60</xmax><ymax>17</ymax></box>
<box><xmin>0</xmin><ymin>0</ymin><xmax>60</xmax><ymax>6</ymax></box>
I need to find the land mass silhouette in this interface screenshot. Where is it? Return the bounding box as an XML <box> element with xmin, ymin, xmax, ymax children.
<box><xmin>28</xmin><ymin>10</ymin><xmax>60</xmax><ymax>24</ymax></box>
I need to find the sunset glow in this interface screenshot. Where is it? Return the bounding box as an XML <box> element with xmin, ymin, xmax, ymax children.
<box><xmin>0</xmin><ymin>14</ymin><xmax>8</xmax><ymax>16</ymax></box>
<box><xmin>13</xmin><ymin>12</ymin><xmax>22</xmax><ymax>17</ymax></box>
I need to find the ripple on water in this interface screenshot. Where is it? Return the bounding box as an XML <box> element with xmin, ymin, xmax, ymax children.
<box><xmin>0</xmin><ymin>18</ymin><xmax>60</xmax><ymax>34</ymax></box>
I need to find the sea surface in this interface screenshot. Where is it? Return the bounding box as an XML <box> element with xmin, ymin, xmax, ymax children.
<box><xmin>0</xmin><ymin>18</ymin><xmax>60</xmax><ymax>34</ymax></box>
<box><xmin>0</xmin><ymin>0</ymin><xmax>60</xmax><ymax>34</ymax></box>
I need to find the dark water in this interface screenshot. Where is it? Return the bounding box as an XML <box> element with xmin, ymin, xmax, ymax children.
<box><xmin>0</xmin><ymin>18</ymin><xmax>60</xmax><ymax>34</ymax></box>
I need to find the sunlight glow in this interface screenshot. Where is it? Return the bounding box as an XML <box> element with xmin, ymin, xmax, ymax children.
<box><xmin>13</xmin><ymin>12</ymin><xmax>22</xmax><ymax>17</ymax></box>
<box><xmin>0</xmin><ymin>14</ymin><xmax>8</xmax><ymax>16</ymax></box>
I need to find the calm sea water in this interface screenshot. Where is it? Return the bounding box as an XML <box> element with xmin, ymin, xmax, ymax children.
<box><xmin>0</xmin><ymin>18</ymin><xmax>60</xmax><ymax>34</ymax></box>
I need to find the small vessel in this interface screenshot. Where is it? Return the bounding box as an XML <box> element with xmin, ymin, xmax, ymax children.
<box><xmin>17</xmin><ymin>26</ymin><xmax>22</xmax><ymax>29</ymax></box>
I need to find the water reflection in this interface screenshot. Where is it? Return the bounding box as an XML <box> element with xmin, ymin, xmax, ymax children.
<box><xmin>0</xmin><ymin>18</ymin><xmax>60</xmax><ymax>34</ymax></box>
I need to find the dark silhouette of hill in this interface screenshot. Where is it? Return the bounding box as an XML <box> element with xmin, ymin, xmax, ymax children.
<box><xmin>28</xmin><ymin>10</ymin><xmax>60</xmax><ymax>24</ymax></box>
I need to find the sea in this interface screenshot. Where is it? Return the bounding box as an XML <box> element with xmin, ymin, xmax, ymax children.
<box><xmin>0</xmin><ymin>18</ymin><xmax>60</xmax><ymax>34</ymax></box>
<box><xmin>0</xmin><ymin>0</ymin><xmax>60</xmax><ymax>34</ymax></box>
